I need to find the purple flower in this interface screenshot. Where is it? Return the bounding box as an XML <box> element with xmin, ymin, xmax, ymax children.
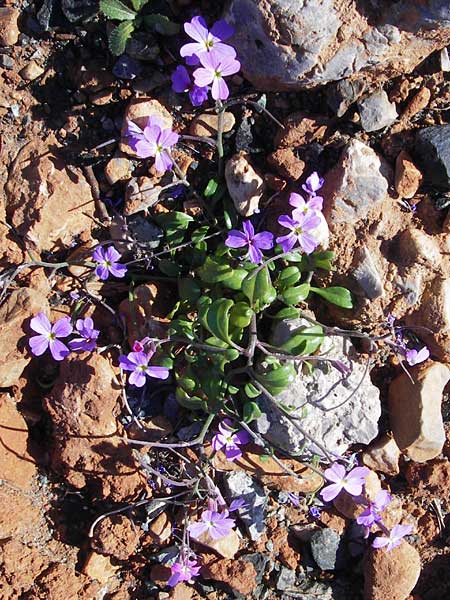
<box><xmin>29</xmin><ymin>313</ymin><xmax>72</xmax><ymax>361</ymax></box>
<box><xmin>168</xmin><ymin>556</ymin><xmax>201</xmax><ymax>587</ymax></box>
<box><xmin>289</xmin><ymin>192</ymin><xmax>323</xmax><ymax>215</ymax></box>
<box><xmin>309</xmin><ymin>506</ymin><xmax>322</xmax><ymax>519</ymax></box>
<box><xmin>69</xmin><ymin>317</ymin><xmax>99</xmax><ymax>352</ymax></box>
<box><xmin>125</xmin><ymin>116</ymin><xmax>179</xmax><ymax>172</ymax></box>
<box><xmin>405</xmin><ymin>346</ymin><xmax>430</xmax><ymax>366</ymax></box>
<box><xmin>386</xmin><ymin>313</ymin><xmax>396</xmax><ymax>328</ymax></box>
<box><xmin>171</xmin><ymin>65</ymin><xmax>209</xmax><ymax>107</ymax></box>
<box><xmin>287</xmin><ymin>492</ymin><xmax>300</xmax><ymax>507</ymax></box>
<box><xmin>193</xmin><ymin>51</ymin><xmax>240</xmax><ymax>101</ymax></box>
<box><xmin>180</xmin><ymin>16</ymin><xmax>236</xmax><ymax>63</ymax></box>
<box><xmin>188</xmin><ymin>509</ymin><xmax>235</xmax><ymax>540</ymax></box>
<box><xmin>119</xmin><ymin>349</ymin><xmax>170</xmax><ymax>388</ymax></box>
<box><xmin>225</xmin><ymin>220</ymin><xmax>274</xmax><ymax>264</ymax></box>
<box><xmin>211</xmin><ymin>419</ymin><xmax>250</xmax><ymax>461</ymax></box>
<box><xmin>92</xmin><ymin>246</ymin><xmax>127</xmax><ymax>280</ymax></box>
<box><xmin>320</xmin><ymin>463</ymin><xmax>370</xmax><ymax>503</ymax></box>
<box><xmin>228</xmin><ymin>498</ymin><xmax>247</xmax><ymax>512</ymax></box>
<box><xmin>276</xmin><ymin>211</ymin><xmax>321</xmax><ymax>254</ymax></box>
<box><xmin>356</xmin><ymin>490</ymin><xmax>391</xmax><ymax>528</ymax></box>
<box><xmin>302</xmin><ymin>172</ymin><xmax>324</xmax><ymax>196</ymax></box>
<box><xmin>372</xmin><ymin>524</ymin><xmax>413</xmax><ymax>551</ymax></box>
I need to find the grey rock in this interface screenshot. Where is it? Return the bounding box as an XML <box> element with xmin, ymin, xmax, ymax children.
<box><xmin>225</xmin><ymin>0</ymin><xmax>450</xmax><ymax>90</ymax></box>
<box><xmin>256</xmin><ymin>331</ymin><xmax>381</xmax><ymax>456</ymax></box>
<box><xmin>223</xmin><ymin>470</ymin><xmax>267</xmax><ymax>541</ymax></box>
<box><xmin>415</xmin><ymin>125</ymin><xmax>450</xmax><ymax>190</ymax></box>
<box><xmin>276</xmin><ymin>566</ymin><xmax>296</xmax><ymax>591</ymax></box>
<box><xmin>0</xmin><ymin>54</ymin><xmax>13</xmax><ymax>69</ymax></box>
<box><xmin>322</xmin><ymin>139</ymin><xmax>389</xmax><ymax>226</ymax></box>
<box><xmin>326</xmin><ymin>79</ymin><xmax>366</xmax><ymax>117</ymax></box>
<box><xmin>310</xmin><ymin>528</ymin><xmax>348</xmax><ymax>571</ymax></box>
<box><xmin>353</xmin><ymin>245</ymin><xmax>384</xmax><ymax>299</ymax></box>
<box><xmin>358</xmin><ymin>90</ymin><xmax>397</xmax><ymax>132</ymax></box>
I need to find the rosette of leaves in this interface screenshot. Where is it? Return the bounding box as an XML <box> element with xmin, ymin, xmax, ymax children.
<box><xmin>100</xmin><ymin>0</ymin><xmax>179</xmax><ymax>56</ymax></box>
<box><xmin>152</xmin><ymin>206</ymin><xmax>353</xmax><ymax>422</ymax></box>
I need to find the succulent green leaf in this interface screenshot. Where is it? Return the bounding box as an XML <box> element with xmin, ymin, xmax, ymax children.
<box><xmin>154</xmin><ymin>211</ymin><xmax>194</xmax><ymax>230</ymax></box>
<box><xmin>244</xmin><ymin>382</ymin><xmax>261</xmax><ymax>398</ymax></box>
<box><xmin>229</xmin><ymin>302</ymin><xmax>254</xmax><ymax>329</ymax></box>
<box><xmin>243</xmin><ymin>400</ymin><xmax>262</xmax><ymax>423</ymax></box>
<box><xmin>204</xmin><ymin>178</ymin><xmax>219</xmax><ymax>198</ymax></box>
<box><xmin>277</xmin><ymin>266</ymin><xmax>301</xmax><ymax>289</ymax></box>
<box><xmin>204</xmin><ymin>298</ymin><xmax>234</xmax><ymax>344</ymax></box>
<box><xmin>272</xmin><ymin>307</ymin><xmax>301</xmax><ymax>320</ymax></box>
<box><xmin>255</xmin><ymin>363</ymin><xmax>296</xmax><ymax>396</ymax></box>
<box><xmin>131</xmin><ymin>0</ymin><xmax>148</xmax><ymax>10</ymax></box>
<box><xmin>281</xmin><ymin>283</ymin><xmax>311</xmax><ymax>305</ymax></box>
<box><xmin>178</xmin><ymin>278</ymin><xmax>201</xmax><ymax>302</ymax></box>
<box><xmin>144</xmin><ymin>14</ymin><xmax>180</xmax><ymax>35</ymax></box>
<box><xmin>197</xmin><ymin>256</ymin><xmax>233</xmax><ymax>284</ymax></box>
<box><xmin>310</xmin><ymin>286</ymin><xmax>353</xmax><ymax>309</ymax></box>
<box><xmin>280</xmin><ymin>324</ymin><xmax>324</xmax><ymax>355</ymax></box>
<box><xmin>242</xmin><ymin>267</ymin><xmax>276</xmax><ymax>312</ymax></box>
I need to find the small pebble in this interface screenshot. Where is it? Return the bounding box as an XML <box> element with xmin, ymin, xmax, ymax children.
<box><xmin>20</xmin><ymin>61</ymin><xmax>45</xmax><ymax>81</ymax></box>
<box><xmin>0</xmin><ymin>54</ymin><xmax>14</xmax><ymax>69</ymax></box>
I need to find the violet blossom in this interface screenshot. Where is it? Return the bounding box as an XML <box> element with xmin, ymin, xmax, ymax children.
<box><xmin>225</xmin><ymin>220</ymin><xmax>274</xmax><ymax>264</ymax></box>
<box><xmin>276</xmin><ymin>211</ymin><xmax>321</xmax><ymax>254</ymax></box>
<box><xmin>228</xmin><ymin>498</ymin><xmax>247</xmax><ymax>512</ymax></box>
<box><xmin>372</xmin><ymin>523</ymin><xmax>413</xmax><ymax>551</ymax></box>
<box><xmin>320</xmin><ymin>463</ymin><xmax>370</xmax><ymax>503</ymax></box>
<box><xmin>302</xmin><ymin>171</ymin><xmax>324</xmax><ymax>197</ymax></box>
<box><xmin>29</xmin><ymin>313</ymin><xmax>72</xmax><ymax>361</ymax></box>
<box><xmin>188</xmin><ymin>509</ymin><xmax>235</xmax><ymax>540</ymax></box>
<box><xmin>356</xmin><ymin>490</ymin><xmax>391</xmax><ymax>528</ymax></box>
<box><xmin>119</xmin><ymin>348</ymin><xmax>170</xmax><ymax>388</ymax></box>
<box><xmin>92</xmin><ymin>246</ymin><xmax>127</xmax><ymax>280</ymax></box>
<box><xmin>180</xmin><ymin>16</ymin><xmax>236</xmax><ymax>63</ymax></box>
<box><xmin>193</xmin><ymin>51</ymin><xmax>240</xmax><ymax>101</ymax></box>
<box><xmin>211</xmin><ymin>419</ymin><xmax>250</xmax><ymax>461</ymax></box>
<box><xmin>289</xmin><ymin>192</ymin><xmax>323</xmax><ymax>215</ymax></box>
<box><xmin>125</xmin><ymin>116</ymin><xmax>179</xmax><ymax>172</ymax></box>
<box><xmin>69</xmin><ymin>317</ymin><xmax>99</xmax><ymax>352</ymax></box>
<box><xmin>405</xmin><ymin>346</ymin><xmax>430</xmax><ymax>366</ymax></box>
<box><xmin>171</xmin><ymin>65</ymin><xmax>208</xmax><ymax>107</ymax></box>
<box><xmin>168</xmin><ymin>556</ymin><xmax>201</xmax><ymax>587</ymax></box>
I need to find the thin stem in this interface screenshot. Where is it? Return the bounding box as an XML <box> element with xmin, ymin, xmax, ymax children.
<box><xmin>216</xmin><ymin>100</ymin><xmax>225</xmax><ymax>177</ymax></box>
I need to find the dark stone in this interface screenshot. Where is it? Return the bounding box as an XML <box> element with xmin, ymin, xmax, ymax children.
<box><xmin>310</xmin><ymin>528</ymin><xmax>348</xmax><ymax>571</ymax></box>
<box><xmin>326</xmin><ymin>79</ymin><xmax>365</xmax><ymax>117</ymax></box>
<box><xmin>113</xmin><ymin>54</ymin><xmax>142</xmax><ymax>80</ymax></box>
<box><xmin>126</xmin><ymin>32</ymin><xmax>159</xmax><ymax>62</ymax></box>
<box><xmin>415</xmin><ymin>125</ymin><xmax>450</xmax><ymax>190</ymax></box>
<box><xmin>235</xmin><ymin>117</ymin><xmax>253</xmax><ymax>152</ymax></box>
<box><xmin>37</xmin><ymin>0</ymin><xmax>97</xmax><ymax>29</ymax></box>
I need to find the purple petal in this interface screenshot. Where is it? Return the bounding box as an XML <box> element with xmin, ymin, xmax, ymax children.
<box><xmin>198</xmin><ymin>51</ymin><xmax>218</xmax><ymax>70</ymax></box>
<box><xmin>224</xmin><ymin>446</ymin><xmax>243</xmax><ymax>461</ymax></box>
<box><xmin>154</xmin><ymin>150</ymin><xmax>173</xmax><ymax>173</ymax></box>
<box><xmin>49</xmin><ymin>339</ymin><xmax>70</xmax><ymax>361</ymax></box>
<box><xmin>158</xmin><ymin>128</ymin><xmax>179</xmax><ymax>149</ymax></box>
<box><xmin>324</xmin><ymin>463</ymin><xmax>346</xmax><ymax>483</ymax></box>
<box><xmin>234</xmin><ymin>429</ymin><xmax>251</xmax><ymax>445</ymax></box>
<box><xmin>30</xmin><ymin>313</ymin><xmax>51</xmax><ymax>335</ymax></box>
<box><xmin>211</xmin><ymin>76</ymin><xmax>229</xmax><ymax>101</ymax></box>
<box><xmin>276</xmin><ymin>233</ymin><xmax>297</xmax><ymax>252</ymax></box>
<box><xmin>253</xmin><ymin>231</ymin><xmax>274</xmax><ymax>250</ymax></box>
<box><xmin>372</xmin><ymin>536</ymin><xmax>389</xmax><ymax>549</ymax></box>
<box><xmin>242</xmin><ymin>220</ymin><xmax>254</xmax><ymax>239</ymax></box>
<box><xmin>189</xmin><ymin>85</ymin><xmax>209</xmax><ymax>106</ymax></box>
<box><xmin>109</xmin><ymin>263</ymin><xmax>127</xmax><ymax>278</ymax></box>
<box><xmin>320</xmin><ymin>482</ymin><xmax>343</xmax><ymax>502</ymax></box>
<box><xmin>29</xmin><ymin>334</ymin><xmax>49</xmax><ymax>356</ymax></box>
<box><xmin>119</xmin><ymin>355</ymin><xmax>135</xmax><ymax>371</ymax></box>
<box><xmin>167</xmin><ymin>572</ymin><xmax>181</xmax><ymax>587</ymax></box>
<box><xmin>392</xmin><ymin>524</ymin><xmax>413</xmax><ymax>539</ymax></box>
<box><xmin>343</xmin><ymin>480</ymin><xmax>364</xmax><ymax>497</ymax></box>
<box><xmin>212</xmin><ymin>433</ymin><xmax>226</xmax><ymax>452</ymax></box>
<box><xmin>171</xmin><ymin>65</ymin><xmax>191</xmax><ymax>92</ymax></box>
<box><xmin>248</xmin><ymin>244</ymin><xmax>263</xmax><ymax>264</ymax></box>
<box><xmin>95</xmin><ymin>264</ymin><xmax>109</xmax><ymax>280</ymax></box>
<box><xmin>210</xmin><ymin>19</ymin><xmax>234</xmax><ymax>41</ymax></box>
<box><xmin>180</xmin><ymin>41</ymin><xmax>204</xmax><ymax>59</ymax></box>
<box><xmin>308</xmin><ymin>196</ymin><xmax>323</xmax><ymax>211</ymax></box>
<box><xmin>278</xmin><ymin>214</ymin><xmax>296</xmax><ymax>230</ymax></box>
<box><xmin>289</xmin><ymin>193</ymin><xmax>305</xmax><ymax>208</ymax></box>
<box><xmin>184</xmin><ymin>16</ymin><xmax>209</xmax><ymax>43</ymax></box>
<box><xmin>51</xmin><ymin>317</ymin><xmax>73</xmax><ymax>338</ymax></box>
<box><xmin>92</xmin><ymin>246</ymin><xmax>105</xmax><ymax>263</ymax></box>
<box><xmin>225</xmin><ymin>230</ymin><xmax>248</xmax><ymax>248</ymax></box>
<box><xmin>193</xmin><ymin>66</ymin><xmax>214</xmax><ymax>88</ymax></box>
<box><xmin>188</xmin><ymin>521</ymin><xmax>208</xmax><ymax>539</ymax></box>
<box><xmin>229</xmin><ymin>498</ymin><xmax>247</xmax><ymax>512</ymax></box>
<box><xmin>134</xmin><ymin>139</ymin><xmax>156</xmax><ymax>159</ymax></box>
<box><xmin>185</xmin><ymin>53</ymin><xmax>200</xmax><ymax>66</ymax></box>
<box><xmin>125</xmin><ymin>120</ymin><xmax>144</xmax><ymax>138</ymax></box>
<box><xmin>219</xmin><ymin>56</ymin><xmax>240</xmax><ymax>77</ymax></box>
<box><xmin>211</xmin><ymin>42</ymin><xmax>237</xmax><ymax>59</ymax></box>
<box><xmin>104</xmin><ymin>246</ymin><xmax>121</xmax><ymax>263</ymax></box>
<box><xmin>348</xmin><ymin>466</ymin><xmax>370</xmax><ymax>481</ymax></box>
<box><xmin>299</xmin><ymin>232</ymin><xmax>318</xmax><ymax>254</ymax></box>
<box><xmin>69</xmin><ymin>338</ymin><xmax>95</xmax><ymax>352</ymax></box>
<box><xmin>147</xmin><ymin>366</ymin><xmax>170</xmax><ymax>380</ymax></box>
<box><xmin>129</xmin><ymin>370</ymin><xmax>146</xmax><ymax>387</ymax></box>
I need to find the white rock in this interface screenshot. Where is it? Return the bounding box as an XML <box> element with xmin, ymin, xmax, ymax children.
<box><xmin>225</xmin><ymin>153</ymin><xmax>264</xmax><ymax>216</ymax></box>
<box><xmin>256</xmin><ymin>326</ymin><xmax>381</xmax><ymax>456</ymax></box>
<box><xmin>357</xmin><ymin>90</ymin><xmax>398</xmax><ymax>132</ymax></box>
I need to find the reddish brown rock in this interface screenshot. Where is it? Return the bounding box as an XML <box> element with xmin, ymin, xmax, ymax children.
<box><xmin>105</xmin><ymin>152</ymin><xmax>133</xmax><ymax>185</ymax></box>
<box><xmin>0</xmin><ymin>287</ymin><xmax>50</xmax><ymax>387</ymax></box>
<box><xmin>364</xmin><ymin>542</ymin><xmax>421</xmax><ymax>600</ymax></box>
<box><xmin>147</xmin><ymin>511</ymin><xmax>172</xmax><ymax>545</ymax></box>
<box><xmin>44</xmin><ymin>353</ymin><xmax>146</xmax><ymax>501</ymax></box>
<box><xmin>395</xmin><ymin>151</ymin><xmax>423</xmax><ymax>199</ymax></box>
<box><xmin>267</xmin><ymin>148</ymin><xmax>305</xmax><ymax>180</ymax></box>
<box><xmin>274</xmin><ymin>113</ymin><xmax>329</xmax><ymax>148</ymax></box>
<box><xmin>0</xmin><ymin>393</ymin><xmax>36</xmax><ymax>489</ymax></box>
<box><xmin>401</xmin><ymin>87</ymin><xmax>431</xmax><ymax>121</ymax></box>
<box><xmin>388</xmin><ymin>362</ymin><xmax>449</xmax><ymax>462</ymax></box>
<box><xmin>405</xmin><ymin>459</ymin><xmax>450</xmax><ymax>497</ymax></box>
<box><xmin>5</xmin><ymin>136</ymin><xmax>95</xmax><ymax>252</ymax></box>
<box><xmin>82</xmin><ymin>551</ymin><xmax>119</xmax><ymax>584</ymax></box>
<box><xmin>0</xmin><ymin>8</ymin><xmax>19</xmax><ymax>46</ymax></box>
<box><xmin>362</xmin><ymin>434</ymin><xmax>401</xmax><ymax>476</ymax></box>
<box><xmin>189</xmin><ymin>112</ymin><xmax>235</xmax><ymax>137</ymax></box>
<box><xmin>202</xmin><ymin>557</ymin><xmax>257</xmax><ymax>596</ymax></box>
<box><xmin>91</xmin><ymin>515</ymin><xmax>140</xmax><ymax>560</ymax></box>
<box><xmin>120</xmin><ymin>98</ymin><xmax>172</xmax><ymax>157</ymax></box>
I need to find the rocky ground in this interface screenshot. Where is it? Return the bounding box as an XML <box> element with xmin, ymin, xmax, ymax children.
<box><xmin>0</xmin><ymin>1</ymin><xmax>449</xmax><ymax>599</ymax></box>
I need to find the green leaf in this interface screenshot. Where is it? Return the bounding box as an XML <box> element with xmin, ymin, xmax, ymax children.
<box><xmin>177</xmin><ymin>376</ymin><xmax>196</xmax><ymax>393</ymax></box>
<box><xmin>221</xmin><ymin>267</ymin><xmax>248</xmax><ymax>291</ymax></box>
<box><xmin>191</xmin><ymin>226</ymin><xmax>210</xmax><ymax>244</ymax></box>
<box><xmin>281</xmin><ymin>283</ymin><xmax>311</xmax><ymax>305</ymax></box>
<box><xmin>204</xmin><ymin>298</ymin><xmax>234</xmax><ymax>345</ymax></box>
<box><xmin>154</xmin><ymin>211</ymin><xmax>193</xmax><ymax>230</ymax></box>
<box><xmin>255</xmin><ymin>363</ymin><xmax>296</xmax><ymax>396</ymax></box>
<box><xmin>243</xmin><ymin>401</ymin><xmax>262</xmax><ymax>423</ymax></box>
<box><xmin>144</xmin><ymin>14</ymin><xmax>180</xmax><ymax>35</ymax></box>
<box><xmin>283</xmin><ymin>250</ymin><xmax>303</xmax><ymax>263</ymax></box>
<box><xmin>277</xmin><ymin>266</ymin><xmax>301</xmax><ymax>289</ymax></box>
<box><xmin>100</xmin><ymin>0</ymin><xmax>136</xmax><ymax>20</ymax></box>
<box><xmin>131</xmin><ymin>0</ymin><xmax>148</xmax><ymax>10</ymax></box>
<box><xmin>313</xmin><ymin>251</ymin><xmax>336</xmax><ymax>271</ymax></box>
<box><xmin>244</xmin><ymin>382</ymin><xmax>261</xmax><ymax>398</ymax></box>
<box><xmin>272</xmin><ymin>307</ymin><xmax>301</xmax><ymax>320</ymax></box>
<box><xmin>159</xmin><ymin>259</ymin><xmax>181</xmax><ymax>276</ymax></box>
<box><xmin>178</xmin><ymin>278</ymin><xmax>201</xmax><ymax>302</ymax></box>
<box><xmin>168</xmin><ymin>317</ymin><xmax>196</xmax><ymax>341</ymax></box>
<box><xmin>204</xmin><ymin>178</ymin><xmax>219</xmax><ymax>198</ymax></box>
<box><xmin>197</xmin><ymin>256</ymin><xmax>233</xmax><ymax>284</ymax></box>
<box><xmin>242</xmin><ymin>267</ymin><xmax>276</xmax><ymax>312</ymax></box>
<box><xmin>175</xmin><ymin>387</ymin><xmax>206</xmax><ymax>410</ymax></box>
<box><xmin>108</xmin><ymin>21</ymin><xmax>135</xmax><ymax>55</ymax></box>
<box><xmin>310</xmin><ymin>286</ymin><xmax>353</xmax><ymax>309</ymax></box>
<box><xmin>280</xmin><ymin>324</ymin><xmax>323</xmax><ymax>356</ymax></box>
<box><xmin>229</xmin><ymin>302</ymin><xmax>254</xmax><ymax>329</ymax></box>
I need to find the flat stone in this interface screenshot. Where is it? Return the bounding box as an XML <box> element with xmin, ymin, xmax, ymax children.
<box><xmin>364</xmin><ymin>542</ymin><xmax>421</xmax><ymax>600</ymax></box>
<box><xmin>194</xmin><ymin>529</ymin><xmax>240</xmax><ymax>559</ymax></box>
<box><xmin>353</xmin><ymin>245</ymin><xmax>385</xmax><ymax>299</ymax></box>
<box><xmin>223</xmin><ymin>470</ymin><xmax>267</xmax><ymax>541</ymax></box>
<box><xmin>124</xmin><ymin>176</ymin><xmax>162</xmax><ymax>215</ymax></box>
<box><xmin>322</xmin><ymin>139</ymin><xmax>389</xmax><ymax>227</ymax></box>
<box><xmin>274</xmin><ymin>112</ymin><xmax>329</xmax><ymax>148</ymax></box>
<box><xmin>358</xmin><ymin>90</ymin><xmax>397</xmax><ymax>132</ymax></box>
<box><xmin>398</xmin><ymin>228</ymin><xmax>441</xmax><ymax>267</ymax></box>
<box><xmin>0</xmin><ymin>8</ymin><xmax>19</xmax><ymax>46</ymax></box>
<box><xmin>104</xmin><ymin>152</ymin><xmax>133</xmax><ymax>185</ymax></box>
<box><xmin>310</xmin><ymin>528</ymin><xmax>348</xmax><ymax>571</ymax></box>
<box><xmin>82</xmin><ymin>551</ymin><xmax>119</xmax><ymax>584</ymax></box>
<box><xmin>388</xmin><ymin>361</ymin><xmax>449</xmax><ymax>462</ymax></box>
<box><xmin>415</xmin><ymin>124</ymin><xmax>450</xmax><ymax>190</ymax></box>
<box><xmin>267</xmin><ymin>148</ymin><xmax>305</xmax><ymax>180</ymax></box>
<box><xmin>277</xmin><ymin>566</ymin><xmax>296</xmax><ymax>591</ymax></box>
<box><xmin>394</xmin><ymin>151</ymin><xmax>422</xmax><ymax>199</ymax></box>
<box><xmin>20</xmin><ymin>61</ymin><xmax>45</xmax><ymax>81</ymax></box>
<box><xmin>256</xmin><ymin>331</ymin><xmax>381</xmax><ymax>457</ymax></box>
<box><xmin>362</xmin><ymin>434</ymin><xmax>401</xmax><ymax>476</ymax></box>
<box><xmin>225</xmin><ymin>152</ymin><xmax>264</xmax><ymax>216</ymax></box>
<box><xmin>189</xmin><ymin>112</ymin><xmax>235</xmax><ymax>137</ymax></box>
